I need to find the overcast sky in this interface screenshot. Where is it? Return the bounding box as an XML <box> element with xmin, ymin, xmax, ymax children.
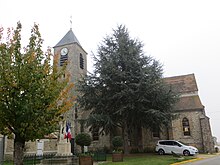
<box><xmin>1</xmin><ymin>0</ymin><xmax>220</xmax><ymax>141</ymax></box>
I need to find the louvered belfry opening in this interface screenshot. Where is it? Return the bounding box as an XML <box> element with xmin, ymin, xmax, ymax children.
<box><xmin>80</xmin><ymin>53</ymin><xmax>84</xmax><ymax>69</ymax></box>
<box><xmin>60</xmin><ymin>55</ymin><xmax>68</xmax><ymax>66</ymax></box>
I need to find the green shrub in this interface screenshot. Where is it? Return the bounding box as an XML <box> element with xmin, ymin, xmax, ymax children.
<box><xmin>112</xmin><ymin>136</ymin><xmax>123</xmax><ymax>153</ymax></box>
<box><xmin>75</xmin><ymin>133</ymin><xmax>92</xmax><ymax>153</ymax></box>
<box><xmin>130</xmin><ymin>147</ymin><xmax>140</xmax><ymax>153</ymax></box>
<box><xmin>215</xmin><ymin>147</ymin><xmax>219</xmax><ymax>153</ymax></box>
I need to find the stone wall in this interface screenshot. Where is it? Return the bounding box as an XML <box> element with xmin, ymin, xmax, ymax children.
<box><xmin>4</xmin><ymin>138</ymin><xmax>13</xmax><ymax>161</ymax></box>
<box><xmin>171</xmin><ymin>109</ymin><xmax>213</xmax><ymax>153</ymax></box>
<box><xmin>90</xmin><ymin>134</ymin><xmax>110</xmax><ymax>152</ymax></box>
<box><xmin>44</xmin><ymin>139</ymin><xmax>58</xmax><ymax>152</ymax></box>
<box><xmin>200</xmin><ymin>116</ymin><xmax>215</xmax><ymax>153</ymax></box>
<box><xmin>4</xmin><ymin>138</ymin><xmax>58</xmax><ymax>161</ymax></box>
<box><xmin>25</xmin><ymin>141</ymin><xmax>37</xmax><ymax>153</ymax></box>
<box><xmin>142</xmin><ymin>126</ymin><xmax>169</xmax><ymax>152</ymax></box>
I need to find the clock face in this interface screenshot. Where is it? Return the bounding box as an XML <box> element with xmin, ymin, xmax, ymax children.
<box><xmin>60</xmin><ymin>47</ymin><xmax>68</xmax><ymax>56</ymax></box>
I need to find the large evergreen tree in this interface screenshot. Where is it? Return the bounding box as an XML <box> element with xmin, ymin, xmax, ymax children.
<box><xmin>0</xmin><ymin>22</ymin><xmax>74</xmax><ymax>164</ymax></box>
<box><xmin>77</xmin><ymin>25</ymin><xmax>177</xmax><ymax>154</ymax></box>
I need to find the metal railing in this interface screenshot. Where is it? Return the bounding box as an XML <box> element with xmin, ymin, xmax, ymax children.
<box><xmin>1</xmin><ymin>153</ymin><xmax>78</xmax><ymax>165</ymax></box>
<box><xmin>92</xmin><ymin>151</ymin><xmax>107</xmax><ymax>161</ymax></box>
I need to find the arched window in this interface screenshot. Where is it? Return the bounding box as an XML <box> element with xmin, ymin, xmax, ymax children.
<box><xmin>182</xmin><ymin>117</ymin><xmax>190</xmax><ymax>136</ymax></box>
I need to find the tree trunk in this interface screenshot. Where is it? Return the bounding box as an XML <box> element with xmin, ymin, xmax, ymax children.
<box><xmin>14</xmin><ymin>135</ymin><xmax>25</xmax><ymax>165</ymax></box>
<box><xmin>133</xmin><ymin>126</ymin><xmax>143</xmax><ymax>151</ymax></box>
<box><xmin>122</xmin><ymin>122</ymin><xmax>129</xmax><ymax>155</ymax></box>
<box><xmin>81</xmin><ymin>146</ymin><xmax>84</xmax><ymax>153</ymax></box>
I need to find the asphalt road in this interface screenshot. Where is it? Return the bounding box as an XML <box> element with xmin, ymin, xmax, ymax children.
<box><xmin>183</xmin><ymin>155</ymin><xmax>220</xmax><ymax>165</ymax></box>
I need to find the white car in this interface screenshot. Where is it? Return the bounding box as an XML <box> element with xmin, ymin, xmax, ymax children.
<box><xmin>155</xmin><ymin>140</ymin><xmax>198</xmax><ymax>156</ymax></box>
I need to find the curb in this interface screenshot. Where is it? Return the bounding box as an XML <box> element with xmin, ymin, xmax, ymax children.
<box><xmin>170</xmin><ymin>158</ymin><xmax>204</xmax><ymax>165</ymax></box>
<box><xmin>170</xmin><ymin>153</ymin><xmax>220</xmax><ymax>165</ymax></box>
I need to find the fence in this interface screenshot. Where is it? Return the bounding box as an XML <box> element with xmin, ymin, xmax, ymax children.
<box><xmin>1</xmin><ymin>152</ymin><xmax>107</xmax><ymax>165</ymax></box>
<box><xmin>2</xmin><ymin>153</ymin><xmax>78</xmax><ymax>165</ymax></box>
<box><xmin>93</xmin><ymin>151</ymin><xmax>107</xmax><ymax>161</ymax></box>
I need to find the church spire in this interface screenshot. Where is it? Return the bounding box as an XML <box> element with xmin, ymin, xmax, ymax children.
<box><xmin>54</xmin><ymin>29</ymin><xmax>81</xmax><ymax>48</ymax></box>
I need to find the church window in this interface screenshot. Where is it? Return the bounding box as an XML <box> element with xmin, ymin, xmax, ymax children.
<box><xmin>92</xmin><ymin>127</ymin><xmax>99</xmax><ymax>141</ymax></box>
<box><xmin>152</xmin><ymin>127</ymin><xmax>160</xmax><ymax>138</ymax></box>
<box><xmin>182</xmin><ymin>117</ymin><xmax>190</xmax><ymax>136</ymax></box>
<box><xmin>80</xmin><ymin>53</ymin><xmax>84</xmax><ymax>69</ymax></box>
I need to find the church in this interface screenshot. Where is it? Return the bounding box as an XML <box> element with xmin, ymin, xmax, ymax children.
<box><xmin>1</xmin><ymin>28</ymin><xmax>214</xmax><ymax>160</ymax></box>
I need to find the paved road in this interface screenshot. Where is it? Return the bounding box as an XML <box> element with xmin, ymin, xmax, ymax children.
<box><xmin>183</xmin><ymin>155</ymin><xmax>220</xmax><ymax>165</ymax></box>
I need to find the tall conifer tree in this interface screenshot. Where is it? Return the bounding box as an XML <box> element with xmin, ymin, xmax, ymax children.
<box><xmin>77</xmin><ymin>25</ymin><xmax>177</xmax><ymax>154</ymax></box>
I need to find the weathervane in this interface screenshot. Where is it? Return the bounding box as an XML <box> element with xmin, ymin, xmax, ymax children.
<box><xmin>70</xmin><ymin>15</ymin><xmax>72</xmax><ymax>30</ymax></box>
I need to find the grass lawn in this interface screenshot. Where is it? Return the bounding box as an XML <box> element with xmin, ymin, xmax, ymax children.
<box><xmin>101</xmin><ymin>153</ymin><xmax>195</xmax><ymax>165</ymax></box>
<box><xmin>2</xmin><ymin>153</ymin><xmax>196</xmax><ymax>165</ymax></box>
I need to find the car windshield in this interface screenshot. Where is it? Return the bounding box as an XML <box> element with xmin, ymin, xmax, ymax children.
<box><xmin>178</xmin><ymin>141</ymin><xmax>187</xmax><ymax>146</ymax></box>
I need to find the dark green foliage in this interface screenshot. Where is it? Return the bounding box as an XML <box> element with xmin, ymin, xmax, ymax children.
<box><xmin>75</xmin><ymin>132</ymin><xmax>92</xmax><ymax>148</ymax></box>
<box><xmin>130</xmin><ymin>148</ymin><xmax>141</xmax><ymax>153</ymax></box>
<box><xmin>77</xmin><ymin>25</ymin><xmax>178</xmax><ymax>153</ymax></box>
<box><xmin>112</xmin><ymin>136</ymin><xmax>123</xmax><ymax>148</ymax></box>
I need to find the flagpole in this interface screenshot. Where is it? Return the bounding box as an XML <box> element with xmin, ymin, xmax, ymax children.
<box><xmin>67</xmin><ymin>121</ymin><xmax>68</xmax><ymax>142</ymax></box>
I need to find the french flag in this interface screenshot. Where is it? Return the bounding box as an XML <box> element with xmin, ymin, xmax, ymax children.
<box><xmin>64</xmin><ymin>122</ymin><xmax>72</xmax><ymax>141</ymax></box>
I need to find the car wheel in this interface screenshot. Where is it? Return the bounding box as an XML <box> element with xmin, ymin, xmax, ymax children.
<box><xmin>183</xmin><ymin>150</ymin><xmax>190</xmax><ymax>156</ymax></box>
<box><xmin>158</xmin><ymin>149</ymin><xmax>165</xmax><ymax>155</ymax></box>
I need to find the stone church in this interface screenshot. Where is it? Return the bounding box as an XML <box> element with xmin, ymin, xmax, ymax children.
<box><xmin>1</xmin><ymin>28</ymin><xmax>214</xmax><ymax>160</ymax></box>
<box><xmin>142</xmin><ymin>74</ymin><xmax>214</xmax><ymax>153</ymax></box>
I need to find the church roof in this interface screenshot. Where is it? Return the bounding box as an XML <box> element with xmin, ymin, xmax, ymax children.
<box><xmin>54</xmin><ymin>28</ymin><xmax>81</xmax><ymax>48</ymax></box>
<box><xmin>164</xmin><ymin>74</ymin><xmax>204</xmax><ymax>111</ymax></box>
<box><xmin>163</xmin><ymin>73</ymin><xmax>198</xmax><ymax>94</ymax></box>
<box><xmin>173</xmin><ymin>95</ymin><xmax>204</xmax><ymax>110</ymax></box>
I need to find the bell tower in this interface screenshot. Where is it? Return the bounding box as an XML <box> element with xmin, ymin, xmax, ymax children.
<box><xmin>53</xmin><ymin>28</ymin><xmax>87</xmax><ymax>154</ymax></box>
<box><xmin>54</xmin><ymin>28</ymin><xmax>87</xmax><ymax>82</ymax></box>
